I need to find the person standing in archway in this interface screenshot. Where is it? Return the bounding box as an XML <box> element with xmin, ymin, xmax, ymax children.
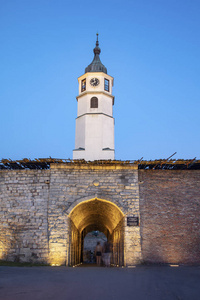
<box><xmin>95</xmin><ymin>242</ymin><xmax>103</xmax><ymax>266</ymax></box>
<box><xmin>103</xmin><ymin>241</ymin><xmax>112</xmax><ymax>267</ymax></box>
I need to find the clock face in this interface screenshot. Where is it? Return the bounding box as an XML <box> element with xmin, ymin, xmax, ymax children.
<box><xmin>90</xmin><ymin>78</ymin><xmax>99</xmax><ymax>86</ymax></box>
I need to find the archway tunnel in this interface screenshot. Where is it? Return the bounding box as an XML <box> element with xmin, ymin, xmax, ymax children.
<box><xmin>69</xmin><ymin>198</ymin><xmax>124</xmax><ymax>267</ymax></box>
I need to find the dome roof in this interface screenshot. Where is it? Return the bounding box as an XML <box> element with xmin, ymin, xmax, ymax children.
<box><xmin>85</xmin><ymin>34</ymin><xmax>107</xmax><ymax>74</ymax></box>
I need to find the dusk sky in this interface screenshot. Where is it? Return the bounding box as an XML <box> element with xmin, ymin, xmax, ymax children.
<box><xmin>1</xmin><ymin>0</ymin><xmax>200</xmax><ymax>161</ymax></box>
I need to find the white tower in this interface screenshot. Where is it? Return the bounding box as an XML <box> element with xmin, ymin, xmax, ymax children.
<box><xmin>73</xmin><ymin>35</ymin><xmax>115</xmax><ymax>161</ymax></box>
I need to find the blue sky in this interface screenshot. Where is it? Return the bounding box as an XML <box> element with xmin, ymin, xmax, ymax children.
<box><xmin>1</xmin><ymin>0</ymin><xmax>200</xmax><ymax>161</ymax></box>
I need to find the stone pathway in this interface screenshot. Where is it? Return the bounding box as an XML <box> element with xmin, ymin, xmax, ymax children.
<box><xmin>0</xmin><ymin>265</ymin><xmax>200</xmax><ymax>300</ymax></box>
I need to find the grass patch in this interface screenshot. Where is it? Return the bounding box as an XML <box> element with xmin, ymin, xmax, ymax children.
<box><xmin>0</xmin><ymin>260</ymin><xmax>50</xmax><ymax>267</ymax></box>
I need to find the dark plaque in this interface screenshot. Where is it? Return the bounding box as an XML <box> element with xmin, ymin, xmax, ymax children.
<box><xmin>127</xmin><ymin>216</ymin><xmax>139</xmax><ymax>226</ymax></box>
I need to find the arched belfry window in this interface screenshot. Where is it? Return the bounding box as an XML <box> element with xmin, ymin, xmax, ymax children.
<box><xmin>90</xmin><ymin>97</ymin><xmax>98</xmax><ymax>108</ymax></box>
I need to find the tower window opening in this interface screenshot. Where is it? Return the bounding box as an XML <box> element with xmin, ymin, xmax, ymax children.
<box><xmin>104</xmin><ymin>79</ymin><xmax>109</xmax><ymax>92</ymax></box>
<box><xmin>81</xmin><ymin>79</ymin><xmax>86</xmax><ymax>92</ymax></box>
<box><xmin>91</xmin><ymin>97</ymin><xmax>98</xmax><ymax>108</ymax></box>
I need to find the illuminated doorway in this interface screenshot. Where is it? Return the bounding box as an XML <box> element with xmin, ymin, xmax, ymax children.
<box><xmin>68</xmin><ymin>198</ymin><xmax>124</xmax><ymax>267</ymax></box>
<box><xmin>83</xmin><ymin>231</ymin><xmax>107</xmax><ymax>264</ymax></box>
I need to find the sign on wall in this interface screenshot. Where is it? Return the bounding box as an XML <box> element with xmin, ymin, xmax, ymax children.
<box><xmin>127</xmin><ymin>216</ymin><xmax>139</xmax><ymax>226</ymax></box>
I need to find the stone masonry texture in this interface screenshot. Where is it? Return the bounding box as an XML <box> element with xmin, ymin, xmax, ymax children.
<box><xmin>0</xmin><ymin>170</ymin><xmax>50</xmax><ymax>263</ymax></box>
<box><xmin>48</xmin><ymin>164</ymin><xmax>141</xmax><ymax>266</ymax></box>
<box><xmin>138</xmin><ymin>170</ymin><xmax>200</xmax><ymax>264</ymax></box>
<box><xmin>0</xmin><ymin>166</ymin><xmax>200</xmax><ymax>265</ymax></box>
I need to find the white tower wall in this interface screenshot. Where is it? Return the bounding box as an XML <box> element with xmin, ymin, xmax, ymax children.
<box><xmin>77</xmin><ymin>93</ymin><xmax>113</xmax><ymax>117</ymax></box>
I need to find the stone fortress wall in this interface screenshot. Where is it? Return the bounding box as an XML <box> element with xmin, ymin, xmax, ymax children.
<box><xmin>139</xmin><ymin>170</ymin><xmax>200</xmax><ymax>264</ymax></box>
<box><xmin>0</xmin><ymin>170</ymin><xmax>50</xmax><ymax>263</ymax></box>
<box><xmin>0</xmin><ymin>164</ymin><xmax>200</xmax><ymax>266</ymax></box>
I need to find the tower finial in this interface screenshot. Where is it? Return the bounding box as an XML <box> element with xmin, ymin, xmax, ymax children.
<box><xmin>85</xmin><ymin>33</ymin><xmax>107</xmax><ymax>74</ymax></box>
<box><xmin>96</xmin><ymin>32</ymin><xmax>99</xmax><ymax>46</ymax></box>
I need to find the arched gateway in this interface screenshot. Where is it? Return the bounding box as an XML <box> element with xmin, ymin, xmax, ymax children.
<box><xmin>68</xmin><ymin>198</ymin><xmax>124</xmax><ymax>266</ymax></box>
<box><xmin>48</xmin><ymin>162</ymin><xmax>142</xmax><ymax>267</ymax></box>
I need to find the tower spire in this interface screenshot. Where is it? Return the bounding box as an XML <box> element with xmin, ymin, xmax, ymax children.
<box><xmin>85</xmin><ymin>34</ymin><xmax>107</xmax><ymax>74</ymax></box>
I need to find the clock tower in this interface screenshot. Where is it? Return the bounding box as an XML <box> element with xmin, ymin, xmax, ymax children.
<box><xmin>73</xmin><ymin>34</ymin><xmax>115</xmax><ymax>161</ymax></box>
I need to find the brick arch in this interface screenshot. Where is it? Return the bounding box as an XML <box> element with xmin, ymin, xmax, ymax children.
<box><xmin>67</xmin><ymin>195</ymin><xmax>125</xmax><ymax>217</ymax></box>
<box><xmin>68</xmin><ymin>197</ymin><xmax>124</xmax><ymax>233</ymax></box>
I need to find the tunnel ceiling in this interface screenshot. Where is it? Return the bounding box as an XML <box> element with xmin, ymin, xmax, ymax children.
<box><xmin>69</xmin><ymin>198</ymin><xmax>124</xmax><ymax>233</ymax></box>
<box><xmin>83</xmin><ymin>224</ymin><xmax>108</xmax><ymax>237</ymax></box>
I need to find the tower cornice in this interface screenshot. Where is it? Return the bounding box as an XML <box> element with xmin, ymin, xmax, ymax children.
<box><xmin>78</xmin><ymin>72</ymin><xmax>114</xmax><ymax>82</ymax></box>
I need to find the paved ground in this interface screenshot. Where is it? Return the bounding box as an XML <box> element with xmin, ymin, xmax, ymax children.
<box><xmin>0</xmin><ymin>265</ymin><xmax>200</xmax><ymax>300</ymax></box>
